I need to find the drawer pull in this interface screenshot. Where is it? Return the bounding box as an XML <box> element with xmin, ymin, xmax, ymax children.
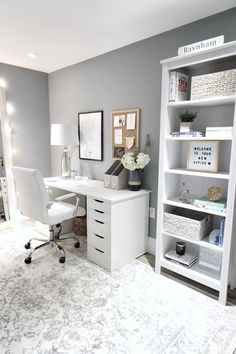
<box><xmin>95</xmin><ymin>234</ymin><xmax>104</xmax><ymax>239</ymax></box>
<box><xmin>94</xmin><ymin>199</ymin><xmax>104</xmax><ymax>203</ymax></box>
<box><xmin>95</xmin><ymin>219</ymin><xmax>104</xmax><ymax>224</ymax></box>
<box><xmin>95</xmin><ymin>248</ymin><xmax>104</xmax><ymax>254</ymax></box>
<box><xmin>94</xmin><ymin>209</ymin><xmax>104</xmax><ymax>214</ymax></box>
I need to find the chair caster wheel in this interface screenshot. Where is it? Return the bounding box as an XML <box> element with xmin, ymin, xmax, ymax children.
<box><xmin>74</xmin><ymin>241</ymin><xmax>80</xmax><ymax>248</ymax></box>
<box><xmin>24</xmin><ymin>242</ymin><xmax>31</xmax><ymax>249</ymax></box>
<box><xmin>25</xmin><ymin>257</ymin><xmax>31</xmax><ymax>264</ymax></box>
<box><xmin>59</xmin><ymin>256</ymin><xmax>65</xmax><ymax>263</ymax></box>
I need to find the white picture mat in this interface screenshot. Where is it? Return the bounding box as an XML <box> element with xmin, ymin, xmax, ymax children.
<box><xmin>187</xmin><ymin>141</ymin><xmax>219</xmax><ymax>172</ymax></box>
<box><xmin>79</xmin><ymin>112</ymin><xmax>102</xmax><ymax>160</ymax></box>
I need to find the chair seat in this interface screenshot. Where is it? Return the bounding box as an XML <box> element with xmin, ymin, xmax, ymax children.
<box><xmin>47</xmin><ymin>202</ymin><xmax>86</xmax><ymax>225</ymax></box>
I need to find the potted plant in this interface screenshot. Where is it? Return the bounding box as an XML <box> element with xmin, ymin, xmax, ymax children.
<box><xmin>179</xmin><ymin>110</ymin><xmax>198</xmax><ymax>132</ymax></box>
<box><xmin>121</xmin><ymin>152</ymin><xmax>150</xmax><ymax>191</ymax></box>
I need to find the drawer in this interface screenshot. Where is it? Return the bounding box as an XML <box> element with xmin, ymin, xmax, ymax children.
<box><xmin>87</xmin><ymin>197</ymin><xmax>110</xmax><ymax>213</ymax></box>
<box><xmin>87</xmin><ymin>208</ymin><xmax>110</xmax><ymax>224</ymax></box>
<box><xmin>87</xmin><ymin>232</ymin><xmax>110</xmax><ymax>253</ymax></box>
<box><xmin>87</xmin><ymin>245</ymin><xmax>110</xmax><ymax>270</ymax></box>
<box><xmin>87</xmin><ymin>218</ymin><xmax>111</xmax><ymax>239</ymax></box>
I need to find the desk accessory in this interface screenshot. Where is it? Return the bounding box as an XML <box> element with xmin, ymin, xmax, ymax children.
<box><xmin>104</xmin><ymin>160</ymin><xmax>128</xmax><ymax>190</ymax></box>
<box><xmin>51</xmin><ymin>124</ymin><xmax>79</xmax><ymax>178</ymax></box>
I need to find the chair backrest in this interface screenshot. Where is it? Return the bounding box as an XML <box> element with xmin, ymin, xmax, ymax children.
<box><xmin>12</xmin><ymin>166</ymin><xmax>50</xmax><ymax>223</ymax></box>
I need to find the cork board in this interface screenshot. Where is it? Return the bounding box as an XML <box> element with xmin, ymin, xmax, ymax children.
<box><xmin>112</xmin><ymin>109</ymin><xmax>140</xmax><ymax>159</ymax></box>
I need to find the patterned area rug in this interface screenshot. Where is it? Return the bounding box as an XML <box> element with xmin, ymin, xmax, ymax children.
<box><xmin>1</xmin><ymin>223</ymin><xmax>236</xmax><ymax>354</ymax></box>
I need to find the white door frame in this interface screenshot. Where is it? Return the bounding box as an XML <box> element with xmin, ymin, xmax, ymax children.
<box><xmin>0</xmin><ymin>87</ymin><xmax>16</xmax><ymax>221</ymax></box>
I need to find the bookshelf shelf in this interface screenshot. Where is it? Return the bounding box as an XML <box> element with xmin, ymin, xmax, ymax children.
<box><xmin>156</xmin><ymin>42</ymin><xmax>236</xmax><ymax>305</ymax></box>
<box><xmin>160</xmin><ymin>258</ymin><xmax>221</xmax><ymax>291</ymax></box>
<box><xmin>165</xmin><ymin>168</ymin><xmax>229</xmax><ymax>179</ymax></box>
<box><xmin>168</xmin><ymin>95</ymin><xmax>235</xmax><ymax>108</ymax></box>
<box><xmin>164</xmin><ymin>197</ymin><xmax>226</xmax><ymax>217</ymax></box>
<box><xmin>163</xmin><ymin>231</ymin><xmax>223</xmax><ymax>252</ymax></box>
<box><xmin>166</xmin><ymin>136</ymin><xmax>232</xmax><ymax>141</ymax></box>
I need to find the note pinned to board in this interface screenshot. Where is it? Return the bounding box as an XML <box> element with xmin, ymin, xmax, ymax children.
<box><xmin>126</xmin><ymin>113</ymin><xmax>136</xmax><ymax>130</ymax></box>
<box><xmin>114</xmin><ymin>129</ymin><xmax>122</xmax><ymax>144</ymax></box>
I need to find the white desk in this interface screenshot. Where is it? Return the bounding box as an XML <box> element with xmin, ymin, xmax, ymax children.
<box><xmin>45</xmin><ymin>177</ymin><xmax>150</xmax><ymax>271</ymax></box>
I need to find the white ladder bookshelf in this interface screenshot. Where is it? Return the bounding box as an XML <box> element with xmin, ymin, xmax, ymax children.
<box><xmin>155</xmin><ymin>41</ymin><xmax>236</xmax><ymax>305</ymax></box>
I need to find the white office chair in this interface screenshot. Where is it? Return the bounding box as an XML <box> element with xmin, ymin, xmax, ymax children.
<box><xmin>12</xmin><ymin>166</ymin><xmax>86</xmax><ymax>264</ymax></box>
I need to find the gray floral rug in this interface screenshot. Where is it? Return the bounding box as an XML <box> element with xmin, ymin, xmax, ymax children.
<box><xmin>1</xmin><ymin>224</ymin><xmax>236</xmax><ymax>354</ymax></box>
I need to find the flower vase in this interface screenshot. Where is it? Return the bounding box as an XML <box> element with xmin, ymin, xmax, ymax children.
<box><xmin>128</xmin><ymin>170</ymin><xmax>141</xmax><ymax>191</ymax></box>
<box><xmin>180</xmin><ymin>122</ymin><xmax>193</xmax><ymax>133</ymax></box>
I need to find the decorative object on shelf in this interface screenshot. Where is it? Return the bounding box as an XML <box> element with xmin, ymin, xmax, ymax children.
<box><xmin>51</xmin><ymin>124</ymin><xmax>79</xmax><ymax>178</ymax></box>
<box><xmin>178</xmin><ymin>35</ymin><xmax>224</xmax><ymax>56</ymax></box>
<box><xmin>165</xmin><ymin>248</ymin><xmax>198</xmax><ymax>268</ymax></box>
<box><xmin>169</xmin><ymin>72</ymin><xmax>188</xmax><ymax>102</ymax></box>
<box><xmin>179</xmin><ymin>182</ymin><xmax>193</xmax><ymax>204</ymax></box>
<box><xmin>163</xmin><ymin>208</ymin><xmax>212</xmax><ymax>241</ymax></box>
<box><xmin>176</xmin><ymin>241</ymin><xmax>186</xmax><ymax>256</ymax></box>
<box><xmin>208</xmin><ymin>220</ymin><xmax>224</xmax><ymax>248</ymax></box>
<box><xmin>187</xmin><ymin>140</ymin><xmax>219</xmax><ymax>173</ymax></box>
<box><xmin>207</xmin><ymin>186</ymin><xmax>222</xmax><ymax>201</ymax></box>
<box><xmin>179</xmin><ymin>111</ymin><xmax>198</xmax><ymax>132</ymax></box>
<box><xmin>112</xmin><ymin>109</ymin><xmax>140</xmax><ymax>159</ymax></box>
<box><xmin>191</xmin><ymin>68</ymin><xmax>236</xmax><ymax>100</ymax></box>
<box><xmin>205</xmin><ymin>126</ymin><xmax>233</xmax><ymax>139</ymax></box>
<box><xmin>78</xmin><ymin>111</ymin><xmax>103</xmax><ymax>161</ymax></box>
<box><xmin>121</xmin><ymin>152</ymin><xmax>150</xmax><ymax>191</ymax></box>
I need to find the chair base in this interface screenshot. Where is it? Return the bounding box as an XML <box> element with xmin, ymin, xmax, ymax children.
<box><xmin>24</xmin><ymin>224</ymin><xmax>80</xmax><ymax>264</ymax></box>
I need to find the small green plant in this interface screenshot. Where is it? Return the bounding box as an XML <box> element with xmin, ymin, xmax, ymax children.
<box><xmin>179</xmin><ymin>110</ymin><xmax>198</xmax><ymax>122</ymax></box>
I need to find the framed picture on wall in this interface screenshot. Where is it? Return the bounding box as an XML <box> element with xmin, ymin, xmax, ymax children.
<box><xmin>78</xmin><ymin>111</ymin><xmax>103</xmax><ymax>160</ymax></box>
<box><xmin>187</xmin><ymin>140</ymin><xmax>219</xmax><ymax>173</ymax></box>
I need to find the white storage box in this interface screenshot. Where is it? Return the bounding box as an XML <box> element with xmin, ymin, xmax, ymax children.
<box><xmin>199</xmin><ymin>247</ymin><xmax>222</xmax><ymax>274</ymax></box>
<box><xmin>163</xmin><ymin>209</ymin><xmax>212</xmax><ymax>241</ymax></box>
<box><xmin>191</xmin><ymin>68</ymin><xmax>236</xmax><ymax>100</ymax></box>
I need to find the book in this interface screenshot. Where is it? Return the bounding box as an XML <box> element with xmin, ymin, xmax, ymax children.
<box><xmin>169</xmin><ymin>72</ymin><xmax>188</xmax><ymax>102</ymax></box>
<box><xmin>165</xmin><ymin>248</ymin><xmax>198</xmax><ymax>268</ymax></box>
<box><xmin>219</xmin><ymin>219</ymin><xmax>224</xmax><ymax>247</ymax></box>
<box><xmin>205</xmin><ymin>126</ymin><xmax>233</xmax><ymax>139</ymax></box>
<box><xmin>170</xmin><ymin>131</ymin><xmax>205</xmax><ymax>138</ymax></box>
<box><xmin>193</xmin><ymin>196</ymin><xmax>226</xmax><ymax>208</ymax></box>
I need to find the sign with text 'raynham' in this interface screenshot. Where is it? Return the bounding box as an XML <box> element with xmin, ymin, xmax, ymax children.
<box><xmin>178</xmin><ymin>35</ymin><xmax>224</xmax><ymax>56</ymax></box>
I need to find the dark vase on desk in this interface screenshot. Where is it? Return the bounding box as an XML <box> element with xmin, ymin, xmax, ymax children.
<box><xmin>128</xmin><ymin>170</ymin><xmax>141</xmax><ymax>191</ymax></box>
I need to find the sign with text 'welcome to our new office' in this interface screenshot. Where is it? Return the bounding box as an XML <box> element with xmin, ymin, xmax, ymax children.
<box><xmin>178</xmin><ymin>35</ymin><xmax>224</xmax><ymax>56</ymax></box>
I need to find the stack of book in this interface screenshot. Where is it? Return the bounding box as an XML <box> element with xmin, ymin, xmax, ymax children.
<box><xmin>169</xmin><ymin>71</ymin><xmax>189</xmax><ymax>101</ymax></box>
<box><xmin>205</xmin><ymin>126</ymin><xmax>233</xmax><ymax>139</ymax></box>
<box><xmin>165</xmin><ymin>248</ymin><xmax>198</xmax><ymax>268</ymax></box>
<box><xmin>170</xmin><ymin>131</ymin><xmax>205</xmax><ymax>138</ymax></box>
<box><xmin>193</xmin><ymin>196</ymin><xmax>226</xmax><ymax>213</ymax></box>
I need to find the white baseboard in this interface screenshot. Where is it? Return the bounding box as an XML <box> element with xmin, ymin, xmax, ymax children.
<box><xmin>148</xmin><ymin>237</ymin><xmax>156</xmax><ymax>255</ymax></box>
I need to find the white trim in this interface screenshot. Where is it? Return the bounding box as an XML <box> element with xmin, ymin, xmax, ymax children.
<box><xmin>148</xmin><ymin>236</ymin><xmax>156</xmax><ymax>255</ymax></box>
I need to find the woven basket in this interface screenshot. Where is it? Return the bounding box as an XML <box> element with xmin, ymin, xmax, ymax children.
<box><xmin>163</xmin><ymin>209</ymin><xmax>212</xmax><ymax>241</ymax></box>
<box><xmin>73</xmin><ymin>216</ymin><xmax>87</xmax><ymax>236</ymax></box>
<box><xmin>191</xmin><ymin>68</ymin><xmax>236</xmax><ymax>100</ymax></box>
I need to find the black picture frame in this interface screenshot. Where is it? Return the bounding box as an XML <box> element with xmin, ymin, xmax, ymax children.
<box><xmin>78</xmin><ymin>110</ymin><xmax>103</xmax><ymax>161</ymax></box>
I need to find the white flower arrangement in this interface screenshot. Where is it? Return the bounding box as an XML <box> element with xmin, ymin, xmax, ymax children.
<box><xmin>121</xmin><ymin>152</ymin><xmax>150</xmax><ymax>171</ymax></box>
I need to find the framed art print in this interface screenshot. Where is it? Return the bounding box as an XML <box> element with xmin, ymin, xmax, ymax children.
<box><xmin>187</xmin><ymin>140</ymin><xmax>219</xmax><ymax>173</ymax></box>
<box><xmin>78</xmin><ymin>111</ymin><xmax>103</xmax><ymax>161</ymax></box>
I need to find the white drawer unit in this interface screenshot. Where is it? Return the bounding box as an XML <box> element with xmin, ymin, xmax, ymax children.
<box><xmin>87</xmin><ymin>197</ymin><xmax>110</xmax><ymax>213</ymax></box>
<box><xmin>45</xmin><ymin>178</ymin><xmax>150</xmax><ymax>272</ymax></box>
<box><xmin>87</xmin><ymin>232</ymin><xmax>110</xmax><ymax>253</ymax></box>
<box><xmin>87</xmin><ymin>193</ymin><xmax>149</xmax><ymax>271</ymax></box>
<box><xmin>87</xmin><ymin>245</ymin><xmax>110</xmax><ymax>270</ymax></box>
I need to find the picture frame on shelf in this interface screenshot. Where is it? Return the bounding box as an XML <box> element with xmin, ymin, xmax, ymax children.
<box><xmin>78</xmin><ymin>110</ymin><xmax>103</xmax><ymax>161</ymax></box>
<box><xmin>187</xmin><ymin>140</ymin><xmax>219</xmax><ymax>173</ymax></box>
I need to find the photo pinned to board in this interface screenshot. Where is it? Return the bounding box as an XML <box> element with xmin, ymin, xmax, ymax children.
<box><xmin>126</xmin><ymin>136</ymin><xmax>135</xmax><ymax>149</ymax></box>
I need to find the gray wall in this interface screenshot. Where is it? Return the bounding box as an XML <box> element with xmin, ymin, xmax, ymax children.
<box><xmin>49</xmin><ymin>8</ymin><xmax>236</xmax><ymax>238</ymax></box>
<box><xmin>0</xmin><ymin>63</ymin><xmax>51</xmax><ymax>176</ymax></box>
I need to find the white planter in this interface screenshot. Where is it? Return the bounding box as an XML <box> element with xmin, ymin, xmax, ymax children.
<box><xmin>180</xmin><ymin>122</ymin><xmax>193</xmax><ymax>132</ymax></box>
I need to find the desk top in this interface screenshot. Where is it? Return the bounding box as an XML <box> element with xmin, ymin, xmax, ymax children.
<box><xmin>45</xmin><ymin>177</ymin><xmax>150</xmax><ymax>203</ymax></box>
